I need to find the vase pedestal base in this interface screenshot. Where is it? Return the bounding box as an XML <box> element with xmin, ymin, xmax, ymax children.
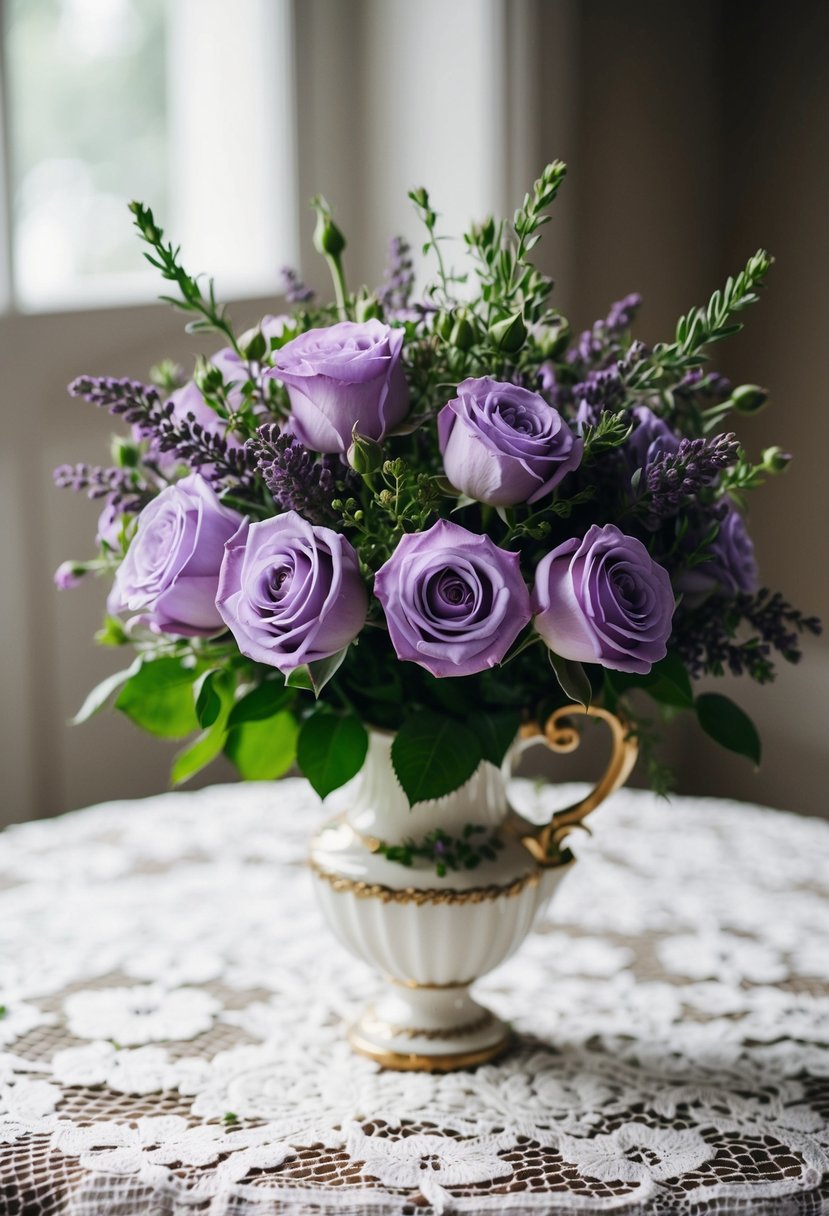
<box><xmin>347</xmin><ymin>983</ymin><xmax>511</xmax><ymax>1072</ymax></box>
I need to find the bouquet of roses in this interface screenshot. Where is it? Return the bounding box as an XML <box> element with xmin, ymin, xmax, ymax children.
<box><xmin>55</xmin><ymin>162</ymin><xmax>820</xmax><ymax>807</ymax></box>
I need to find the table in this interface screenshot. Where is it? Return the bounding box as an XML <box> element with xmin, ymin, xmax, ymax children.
<box><xmin>1</xmin><ymin>779</ymin><xmax>828</xmax><ymax>1215</ymax></box>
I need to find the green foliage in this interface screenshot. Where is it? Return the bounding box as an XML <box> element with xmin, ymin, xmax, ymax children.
<box><xmin>628</xmin><ymin>249</ymin><xmax>773</xmax><ymax>390</ymax></box>
<box><xmin>696</xmin><ymin>692</ymin><xmax>761</xmax><ymax>766</ymax></box>
<box><xmin>467</xmin><ymin>710</ymin><xmax>522</xmax><ymax>767</ymax></box>
<box><xmin>115</xmin><ymin>657</ymin><xmax>201</xmax><ymax>739</ymax></box>
<box><xmin>608</xmin><ymin>653</ymin><xmax>695</xmax><ymax>711</ymax></box>
<box><xmin>129</xmin><ymin>200</ymin><xmax>241</xmax><ymax>353</ymax></box>
<box><xmin>296</xmin><ymin>711</ymin><xmax>368</xmax><ymax>799</ymax></box>
<box><xmin>377</xmin><ymin>824</ymin><xmax>504</xmax><ymax>879</ymax></box>
<box><xmin>391</xmin><ymin>712</ymin><xmax>482</xmax><ymax>806</ymax></box>
<box><xmin>224</xmin><ymin>711</ymin><xmax>299</xmax><ymax>780</ymax></box>
<box><xmin>548</xmin><ymin>652</ymin><xmax>592</xmax><ymax>709</ymax></box>
<box><xmin>72</xmin><ymin>658</ymin><xmax>141</xmax><ymax>724</ymax></box>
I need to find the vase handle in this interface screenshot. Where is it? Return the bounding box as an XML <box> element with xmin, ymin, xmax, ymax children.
<box><xmin>510</xmin><ymin>705</ymin><xmax>639</xmax><ymax>865</ymax></box>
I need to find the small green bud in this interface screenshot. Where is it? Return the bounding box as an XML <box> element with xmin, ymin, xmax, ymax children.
<box><xmin>434</xmin><ymin>310</ymin><xmax>454</xmax><ymax>341</ymax></box>
<box><xmin>194</xmin><ymin>358</ymin><xmax>225</xmax><ymax>396</ymax></box>
<box><xmin>732</xmin><ymin>384</ymin><xmax>769</xmax><ymax>414</ymax></box>
<box><xmin>355</xmin><ymin>295</ymin><xmax>382</xmax><ymax>323</ymax></box>
<box><xmin>111</xmin><ymin>435</ymin><xmax>139</xmax><ymax>468</ymax></box>
<box><xmin>537</xmin><ymin>316</ymin><xmax>570</xmax><ymax>359</ymax></box>
<box><xmin>378</xmin><ymin>489</ymin><xmax>394</xmax><ymax>506</ymax></box>
<box><xmin>490</xmin><ymin>311</ymin><xmax>527</xmax><ymax>354</ymax></box>
<box><xmin>761</xmin><ymin>445</ymin><xmax>792</xmax><ymax>473</ymax></box>
<box><xmin>347</xmin><ymin>431</ymin><xmax>384</xmax><ymax>475</ymax></box>
<box><xmin>409</xmin><ymin>187</ymin><xmax>429</xmax><ymax>209</ymax></box>
<box><xmin>450</xmin><ymin>311</ymin><xmax>477</xmax><ymax>351</ymax></box>
<box><xmin>242</xmin><ymin>329</ymin><xmax>267</xmax><ymax>362</ymax></box>
<box><xmin>149</xmin><ymin>359</ymin><xmax>184</xmax><ymax>390</ymax></box>
<box><xmin>353</xmin><ymin>509</ymin><xmax>364</xmax><ymax>522</ymax></box>
<box><xmin>313</xmin><ymin>209</ymin><xmax>346</xmax><ymax>258</ymax></box>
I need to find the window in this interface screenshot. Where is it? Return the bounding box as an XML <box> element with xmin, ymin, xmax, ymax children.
<box><xmin>2</xmin><ymin>0</ymin><xmax>298</xmax><ymax>311</ymax></box>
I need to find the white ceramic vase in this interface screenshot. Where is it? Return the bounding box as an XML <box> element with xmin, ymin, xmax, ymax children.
<box><xmin>309</xmin><ymin>705</ymin><xmax>637</xmax><ymax>1071</ymax></box>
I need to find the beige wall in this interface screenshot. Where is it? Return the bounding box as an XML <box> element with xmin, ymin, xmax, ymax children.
<box><xmin>1</xmin><ymin>0</ymin><xmax>826</xmax><ymax>825</ymax></box>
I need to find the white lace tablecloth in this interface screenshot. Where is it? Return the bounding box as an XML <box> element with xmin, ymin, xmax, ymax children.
<box><xmin>1</xmin><ymin>779</ymin><xmax>828</xmax><ymax>1215</ymax></box>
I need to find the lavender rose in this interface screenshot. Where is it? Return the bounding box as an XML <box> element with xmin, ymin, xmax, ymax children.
<box><xmin>625</xmin><ymin>405</ymin><xmax>681</xmax><ymax>470</ymax></box>
<box><xmin>438</xmin><ymin>378</ymin><xmax>582</xmax><ymax>506</ymax></box>
<box><xmin>374</xmin><ymin>519</ymin><xmax>531</xmax><ymax>677</ymax></box>
<box><xmin>532</xmin><ymin>523</ymin><xmax>675</xmax><ymax>674</ymax></box>
<box><xmin>268</xmin><ymin>319</ymin><xmax>409</xmax><ymax>453</ymax></box>
<box><xmin>108</xmin><ymin>474</ymin><xmax>242</xmax><ymax>636</ymax></box>
<box><xmin>216</xmin><ymin>511</ymin><xmax>367</xmax><ymax>671</ymax></box>
<box><xmin>676</xmin><ymin>504</ymin><xmax>758</xmax><ymax>599</ymax></box>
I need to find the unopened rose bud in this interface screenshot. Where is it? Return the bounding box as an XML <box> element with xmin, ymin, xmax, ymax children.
<box><xmin>313</xmin><ymin>210</ymin><xmax>346</xmax><ymax>258</ymax></box>
<box><xmin>347</xmin><ymin>432</ymin><xmax>384</xmax><ymax>475</ymax></box>
<box><xmin>537</xmin><ymin>317</ymin><xmax>570</xmax><ymax>359</ymax></box>
<box><xmin>761</xmin><ymin>445</ymin><xmax>792</xmax><ymax>473</ymax></box>
<box><xmin>355</xmin><ymin>295</ymin><xmax>382</xmax><ymax>323</ymax></box>
<box><xmin>54</xmin><ymin>561</ymin><xmax>85</xmax><ymax>590</ymax></box>
<box><xmin>111</xmin><ymin>436</ymin><xmax>139</xmax><ymax>468</ymax></box>
<box><xmin>732</xmin><ymin>384</ymin><xmax>769</xmax><ymax>414</ymax></box>
<box><xmin>194</xmin><ymin>359</ymin><xmax>224</xmax><ymax>395</ymax></box>
<box><xmin>242</xmin><ymin>329</ymin><xmax>267</xmax><ymax>362</ymax></box>
<box><xmin>490</xmin><ymin>311</ymin><xmax>527</xmax><ymax>354</ymax></box>
<box><xmin>434</xmin><ymin>311</ymin><xmax>454</xmax><ymax>341</ymax></box>
<box><xmin>450</xmin><ymin>311</ymin><xmax>477</xmax><ymax>352</ymax></box>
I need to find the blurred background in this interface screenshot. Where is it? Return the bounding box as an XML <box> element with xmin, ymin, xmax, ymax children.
<box><xmin>0</xmin><ymin>0</ymin><xmax>826</xmax><ymax>827</ymax></box>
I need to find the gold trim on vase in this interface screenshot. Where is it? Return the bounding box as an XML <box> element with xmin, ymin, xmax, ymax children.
<box><xmin>385</xmin><ymin>974</ymin><xmax>473</xmax><ymax>991</ymax></box>
<box><xmin>309</xmin><ymin>860</ymin><xmax>542</xmax><ymax>905</ymax></box>
<box><xmin>347</xmin><ymin>1026</ymin><xmax>512</xmax><ymax>1072</ymax></box>
<box><xmin>359</xmin><ymin>1005</ymin><xmax>495</xmax><ymax>1041</ymax></box>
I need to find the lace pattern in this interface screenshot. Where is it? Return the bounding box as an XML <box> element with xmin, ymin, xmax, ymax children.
<box><xmin>1</xmin><ymin>779</ymin><xmax>828</xmax><ymax>1214</ymax></box>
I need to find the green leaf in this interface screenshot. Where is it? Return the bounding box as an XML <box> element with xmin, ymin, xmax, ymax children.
<box><xmin>296</xmin><ymin>711</ymin><xmax>368</xmax><ymax>799</ymax></box>
<box><xmin>194</xmin><ymin>669</ymin><xmax>233</xmax><ymax>728</ymax></box>
<box><xmin>548</xmin><ymin>651</ymin><xmax>592</xmax><ymax>709</ymax></box>
<box><xmin>72</xmin><ymin>658</ymin><xmax>142</xmax><ymax>725</ymax></box>
<box><xmin>115</xmin><ymin>657</ymin><xmax>201</xmax><ymax>739</ymax></box>
<box><xmin>696</xmin><ymin>692</ymin><xmax>762</xmax><ymax>766</ymax></box>
<box><xmin>391</xmin><ymin>712</ymin><xmax>482</xmax><ymax>806</ymax></box>
<box><xmin>468</xmin><ymin>710</ymin><xmax>521</xmax><ymax>767</ymax></box>
<box><xmin>171</xmin><ymin>722</ymin><xmax>228</xmax><ymax>786</ymax></box>
<box><xmin>609</xmin><ymin>652</ymin><xmax>694</xmax><ymax>710</ymax></box>
<box><xmin>285</xmin><ymin>647</ymin><xmax>349</xmax><ymax>696</ymax></box>
<box><xmin>227</xmin><ymin>681</ymin><xmax>291</xmax><ymax>727</ymax></box>
<box><xmin>225</xmin><ymin>711</ymin><xmax>299</xmax><ymax>780</ymax></box>
<box><xmin>94</xmin><ymin>615</ymin><xmax>129</xmax><ymax>647</ymax></box>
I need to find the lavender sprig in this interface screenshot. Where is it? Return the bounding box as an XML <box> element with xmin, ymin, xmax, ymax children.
<box><xmin>280</xmin><ymin>265</ymin><xmax>315</xmax><ymax>305</ymax></box>
<box><xmin>379</xmin><ymin>236</ymin><xmax>415</xmax><ymax>312</ymax></box>
<box><xmin>69</xmin><ymin>375</ymin><xmax>257</xmax><ymax>486</ymax></box>
<box><xmin>247</xmin><ymin>426</ymin><xmax>343</xmax><ymax>525</ymax></box>
<box><xmin>568</xmin><ymin>293</ymin><xmax>643</xmax><ymax>372</ymax></box>
<box><xmin>53</xmin><ymin>464</ymin><xmax>151</xmax><ymax>513</ymax></box>
<box><xmin>645</xmin><ymin>433</ymin><xmax>740</xmax><ymax>518</ymax></box>
<box><xmin>673</xmin><ymin>588</ymin><xmax>822</xmax><ymax>681</ymax></box>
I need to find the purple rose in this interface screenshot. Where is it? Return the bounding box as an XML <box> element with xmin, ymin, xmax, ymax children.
<box><xmin>268</xmin><ymin>320</ymin><xmax>409</xmax><ymax>453</ymax></box>
<box><xmin>108</xmin><ymin>474</ymin><xmax>243</xmax><ymax>636</ymax></box>
<box><xmin>438</xmin><ymin>378</ymin><xmax>582</xmax><ymax>506</ymax></box>
<box><xmin>212</xmin><ymin>315</ymin><xmax>290</xmax><ymax>409</ymax></box>
<box><xmin>216</xmin><ymin>511</ymin><xmax>367</xmax><ymax>671</ymax></box>
<box><xmin>374</xmin><ymin>519</ymin><xmax>532</xmax><ymax>677</ymax></box>
<box><xmin>167</xmin><ymin>381</ymin><xmax>243</xmax><ymax>450</ymax></box>
<box><xmin>532</xmin><ymin>523</ymin><xmax>675</xmax><ymax>674</ymax></box>
<box><xmin>96</xmin><ymin>500</ymin><xmax>126</xmax><ymax>550</ymax></box>
<box><xmin>676</xmin><ymin>505</ymin><xmax>758</xmax><ymax>599</ymax></box>
<box><xmin>625</xmin><ymin>406</ymin><xmax>681</xmax><ymax>470</ymax></box>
